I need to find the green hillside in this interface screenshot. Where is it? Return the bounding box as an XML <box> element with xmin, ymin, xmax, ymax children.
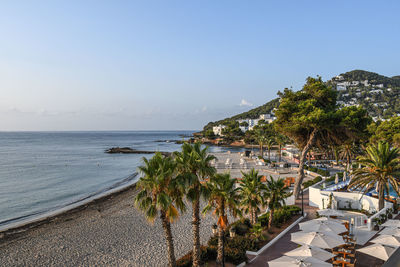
<box><xmin>203</xmin><ymin>70</ymin><xmax>400</xmax><ymax>131</ymax></box>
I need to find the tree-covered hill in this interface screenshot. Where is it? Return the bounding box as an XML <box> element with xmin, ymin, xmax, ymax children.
<box><xmin>203</xmin><ymin>70</ymin><xmax>400</xmax><ymax>131</ymax></box>
<box><xmin>203</xmin><ymin>98</ymin><xmax>280</xmax><ymax>130</ymax></box>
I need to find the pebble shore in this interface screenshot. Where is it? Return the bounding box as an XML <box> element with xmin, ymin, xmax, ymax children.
<box><xmin>0</xmin><ymin>185</ymin><xmax>219</xmax><ymax>267</ymax></box>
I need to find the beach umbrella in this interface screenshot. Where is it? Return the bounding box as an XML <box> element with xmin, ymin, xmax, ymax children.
<box><xmin>380</xmin><ymin>227</ymin><xmax>400</xmax><ymax>236</ymax></box>
<box><xmin>291</xmin><ymin>231</ymin><xmax>345</xmax><ymax>249</ymax></box>
<box><xmin>335</xmin><ymin>174</ymin><xmax>339</xmax><ymax>184</ymax></box>
<box><xmin>343</xmin><ymin>172</ymin><xmax>347</xmax><ymax>182</ymax></box>
<box><xmin>268</xmin><ymin>255</ymin><xmax>332</xmax><ymax>267</ymax></box>
<box><xmin>382</xmin><ymin>220</ymin><xmax>400</xmax><ymax>228</ymax></box>
<box><xmin>299</xmin><ymin>218</ymin><xmax>347</xmax><ymax>234</ymax></box>
<box><xmin>357</xmin><ymin>243</ymin><xmax>398</xmax><ymax>261</ymax></box>
<box><xmin>317</xmin><ymin>209</ymin><xmax>344</xmax><ymax>218</ymax></box>
<box><xmin>284</xmin><ymin>244</ymin><xmax>335</xmax><ymax>261</ymax></box>
<box><xmin>370</xmin><ymin>234</ymin><xmax>400</xmax><ymax>247</ymax></box>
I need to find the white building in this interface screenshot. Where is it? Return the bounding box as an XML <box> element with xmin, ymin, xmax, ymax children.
<box><xmin>212</xmin><ymin>125</ymin><xmax>226</xmax><ymax>136</ymax></box>
<box><xmin>370</xmin><ymin>89</ymin><xmax>383</xmax><ymax>94</ymax></box>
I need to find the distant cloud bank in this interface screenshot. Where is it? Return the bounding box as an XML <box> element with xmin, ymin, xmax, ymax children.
<box><xmin>239</xmin><ymin>99</ymin><xmax>253</xmax><ymax>107</ymax></box>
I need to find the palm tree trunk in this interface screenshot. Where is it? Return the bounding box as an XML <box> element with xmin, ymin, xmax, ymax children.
<box><xmin>378</xmin><ymin>183</ymin><xmax>385</xmax><ymax>211</ymax></box>
<box><xmin>268</xmin><ymin>148</ymin><xmax>271</xmax><ymax>161</ymax></box>
<box><xmin>268</xmin><ymin>209</ymin><xmax>274</xmax><ymax>229</ymax></box>
<box><xmin>278</xmin><ymin>144</ymin><xmax>282</xmax><ymax>162</ymax></box>
<box><xmin>217</xmin><ymin>203</ymin><xmax>225</xmax><ymax>266</ymax></box>
<box><xmin>192</xmin><ymin>196</ymin><xmax>201</xmax><ymax>267</ymax></box>
<box><xmin>160</xmin><ymin>211</ymin><xmax>177</xmax><ymax>267</ymax></box>
<box><xmin>294</xmin><ymin>128</ymin><xmax>318</xmax><ymax>199</ymax></box>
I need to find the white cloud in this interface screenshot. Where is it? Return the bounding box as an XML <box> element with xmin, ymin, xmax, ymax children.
<box><xmin>239</xmin><ymin>99</ymin><xmax>253</xmax><ymax>107</ymax></box>
<box><xmin>201</xmin><ymin>106</ymin><xmax>207</xmax><ymax>112</ymax></box>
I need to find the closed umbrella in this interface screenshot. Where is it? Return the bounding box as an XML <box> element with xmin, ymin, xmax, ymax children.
<box><xmin>379</xmin><ymin>227</ymin><xmax>400</xmax><ymax>236</ymax></box>
<box><xmin>371</xmin><ymin>234</ymin><xmax>400</xmax><ymax>247</ymax></box>
<box><xmin>343</xmin><ymin>171</ymin><xmax>347</xmax><ymax>182</ymax></box>
<box><xmin>291</xmin><ymin>231</ymin><xmax>345</xmax><ymax>249</ymax></box>
<box><xmin>317</xmin><ymin>209</ymin><xmax>344</xmax><ymax>217</ymax></box>
<box><xmin>268</xmin><ymin>255</ymin><xmax>332</xmax><ymax>267</ymax></box>
<box><xmin>357</xmin><ymin>243</ymin><xmax>398</xmax><ymax>261</ymax></box>
<box><xmin>299</xmin><ymin>218</ymin><xmax>347</xmax><ymax>234</ymax></box>
<box><xmin>284</xmin><ymin>244</ymin><xmax>335</xmax><ymax>261</ymax></box>
<box><xmin>382</xmin><ymin>220</ymin><xmax>400</xmax><ymax>228</ymax></box>
<box><xmin>335</xmin><ymin>173</ymin><xmax>339</xmax><ymax>184</ymax></box>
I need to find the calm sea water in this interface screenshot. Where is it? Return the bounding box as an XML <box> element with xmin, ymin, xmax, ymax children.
<box><xmin>0</xmin><ymin>131</ymin><xmax>244</xmax><ymax>229</ymax></box>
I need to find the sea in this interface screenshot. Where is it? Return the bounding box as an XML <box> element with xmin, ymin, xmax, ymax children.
<box><xmin>0</xmin><ymin>131</ymin><xmax>245</xmax><ymax>230</ymax></box>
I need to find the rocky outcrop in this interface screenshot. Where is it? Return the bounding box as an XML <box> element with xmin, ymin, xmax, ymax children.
<box><xmin>105</xmin><ymin>147</ymin><xmax>170</xmax><ymax>156</ymax></box>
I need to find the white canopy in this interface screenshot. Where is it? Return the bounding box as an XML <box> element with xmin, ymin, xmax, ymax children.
<box><xmin>371</xmin><ymin>234</ymin><xmax>400</xmax><ymax>247</ymax></box>
<box><xmin>268</xmin><ymin>255</ymin><xmax>332</xmax><ymax>267</ymax></box>
<box><xmin>379</xmin><ymin>227</ymin><xmax>400</xmax><ymax>236</ymax></box>
<box><xmin>291</xmin><ymin>231</ymin><xmax>345</xmax><ymax>249</ymax></box>
<box><xmin>357</xmin><ymin>243</ymin><xmax>398</xmax><ymax>261</ymax></box>
<box><xmin>284</xmin><ymin>244</ymin><xmax>335</xmax><ymax>261</ymax></box>
<box><xmin>317</xmin><ymin>209</ymin><xmax>344</xmax><ymax>217</ymax></box>
<box><xmin>382</xmin><ymin>220</ymin><xmax>400</xmax><ymax>228</ymax></box>
<box><xmin>299</xmin><ymin>218</ymin><xmax>347</xmax><ymax>234</ymax></box>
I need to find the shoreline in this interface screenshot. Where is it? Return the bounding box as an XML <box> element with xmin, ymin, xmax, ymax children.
<box><xmin>0</xmin><ymin>176</ymin><xmax>138</xmax><ymax>240</ymax></box>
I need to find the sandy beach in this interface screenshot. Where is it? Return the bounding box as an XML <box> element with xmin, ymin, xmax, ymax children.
<box><xmin>0</xmin><ymin>152</ymin><xmax>307</xmax><ymax>267</ymax></box>
<box><xmin>0</xmin><ymin>184</ymin><xmax>219</xmax><ymax>267</ymax></box>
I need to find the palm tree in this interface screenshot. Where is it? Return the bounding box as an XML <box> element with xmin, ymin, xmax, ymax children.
<box><xmin>341</xmin><ymin>143</ymin><xmax>356</xmax><ymax>172</ymax></box>
<box><xmin>237</xmin><ymin>169</ymin><xmax>266</xmax><ymax>224</ymax></box>
<box><xmin>349</xmin><ymin>142</ymin><xmax>400</xmax><ymax>210</ymax></box>
<box><xmin>202</xmin><ymin>173</ymin><xmax>241</xmax><ymax>266</ymax></box>
<box><xmin>174</xmin><ymin>142</ymin><xmax>216</xmax><ymax>267</ymax></box>
<box><xmin>256</xmin><ymin>130</ymin><xmax>267</xmax><ymax>158</ymax></box>
<box><xmin>264</xmin><ymin>176</ymin><xmax>291</xmax><ymax>228</ymax></box>
<box><xmin>265</xmin><ymin>137</ymin><xmax>276</xmax><ymax>162</ymax></box>
<box><xmin>275</xmin><ymin>134</ymin><xmax>289</xmax><ymax>162</ymax></box>
<box><xmin>134</xmin><ymin>153</ymin><xmax>185</xmax><ymax>267</ymax></box>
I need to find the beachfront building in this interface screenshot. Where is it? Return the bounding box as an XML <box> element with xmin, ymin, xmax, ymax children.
<box><xmin>236</xmin><ymin>113</ymin><xmax>276</xmax><ymax>132</ymax></box>
<box><xmin>212</xmin><ymin>125</ymin><xmax>226</xmax><ymax>136</ymax></box>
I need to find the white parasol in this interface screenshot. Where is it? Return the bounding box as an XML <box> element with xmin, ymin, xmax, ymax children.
<box><xmin>291</xmin><ymin>231</ymin><xmax>345</xmax><ymax>249</ymax></box>
<box><xmin>370</xmin><ymin>234</ymin><xmax>400</xmax><ymax>247</ymax></box>
<box><xmin>299</xmin><ymin>218</ymin><xmax>347</xmax><ymax>234</ymax></box>
<box><xmin>379</xmin><ymin>227</ymin><xmax>400</xmax><ymax>236</ymax></box>
<box><xmin>268</xmin><ymin>255</ymin><xmax>332</xmax><ymax>267</ymax></box>
<box><xmin>317</xmin><ymin>209</ymin><xmax>344</xmax><ymax>217</ymax></box>
<box><xmin>357</xmin><ymin>243</ymin><xmax>398</xmax><ymax>261</ymax></box>
<box><xmin>382</xmin><ymin>219</ymin><xmax>400</xmax><ymax>228</ymax></box>
<box><xmin>284</xmin><ymin>244</ymin><xmax>335</xmax><ymax>261</ymax></box>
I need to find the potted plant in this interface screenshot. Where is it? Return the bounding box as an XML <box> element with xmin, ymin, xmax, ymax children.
<box><xmin>387</xmin><ymin>208</ymin><xmax>393</xmax><ymax>219</ymax></box>
<box><xmin>372</xmin><ymin>218</ymin><xmax>380</xmax><ymax>231</ymax></box>
<box><xmin>393</xmin><ymin>203</ymin><xmax>398</xmax><ymax>214</ymax></box>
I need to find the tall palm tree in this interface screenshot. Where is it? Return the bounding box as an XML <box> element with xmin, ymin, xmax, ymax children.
<box><xmin>264</xmin><ymin>176</ymin><xmax>291</xmax><ymax>228</ymax></box>
<box><xmin>174</xmin><ymin>142</ymin><xmax>216</xmax><ymax>267</ymax></box>
<box><xmin>237</xmin><ymin>169</ymin><xmax>266</xmax><ymax>224</ymax></box>
<box><xmin>256</xmin><ymin>130</ymin><xmax>267</xmax><ymax>158</ymax></box>
<box><xmin>135</xmin><ymin>153</ymin><xmax>185</xmax><ymax>267</ymax></box>
<box><xmin>202</xmin><ymin>173</ymin><xmax>241</xmax><ymax>266</ymax></box>
<box><xmin>341</xmin><ymin>143</ymin><xmax>356</xmax><ymax>172</ymax></box>
<box><xmin>349</xmin><ymin>142</ymin><xmax>400</xmax><ymax>210</ymax></box>
<box><xmin>275</xmin><ymin>134</ymin><xmax>289</xmax><ymax>162</ymax></box>
<box><xmin>265</xmin><ymin>137</ymin><xmax>276</xmax><ymax>162</ymax></box>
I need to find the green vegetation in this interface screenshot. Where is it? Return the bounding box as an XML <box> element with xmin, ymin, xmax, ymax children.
<box><xmin>263</xmin><ymin>176</ymin><xmax>291</xmax><ymax>228</ymax></box>
<box><xmin>202</xmin><ymin>173</ymin><xmax>241</xmax><ymax>265</ymax></box>
<box><xmin>173</xmin><ymin>143</ymin><xmax>216</xmax><ymax>267</ymax></box>
<box><xmin>371</xmin><ymin>116</ymin><xmax>400</xmax><ymax>147</ymax></box>
<box><xmin>302</xmin><ymin>176</ymin><xmax>323</xmax><ymax>189</ymax></box>
<box><xmin>135</xmin><ymin>153</ymin><xmax>185</xmax><ymax>267</ymax></box>
<box><xmin>349</xmin><ymin>141</ymin><xmax>400</xmax><ymax>210</ymax></box>
<box><xmin>237</xmin><ymin>169</ymin><xmax>266</xmax><ymax>224</ymax></box>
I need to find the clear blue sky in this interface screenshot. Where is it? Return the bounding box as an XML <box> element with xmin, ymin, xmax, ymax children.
<box><xmin>1</xmin><ymin>0</ymin><xmax>399</xmax><ymax>131</ymax></box>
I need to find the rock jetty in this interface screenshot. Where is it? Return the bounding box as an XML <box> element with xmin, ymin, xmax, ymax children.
<box><xmin>105</xmin><ymin>147</ymin><xmax>170</xmax><ymax>156</ymax></box>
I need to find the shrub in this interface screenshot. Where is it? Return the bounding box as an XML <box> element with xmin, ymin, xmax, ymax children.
<box><xmin>176</xmin><ymin>252</ymin><xmax>192</xmax><ymax>267</ymax></box>
<box><xmin>177</xmin><ymin>246</ymin><xmax>214</xmax><ymax>267</ymax></box>
<box><xmin>225</xmin><ymin>247</ymin><xmax>247</xmax><ymax>264</ymax></box>
<box><xmin>226</xmin><ymin>235</ymin><xmax>259</xmax><ymax>252</ymax></box>
<box><xmin>258</xmin><ymin>213</ymin><xmax>270</xmax><ymax>227</ymax></box>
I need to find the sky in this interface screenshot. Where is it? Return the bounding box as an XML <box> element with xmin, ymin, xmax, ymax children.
<box><xmin>1</xmin><ymin>1</ymin><xmax>399</xmax><ymax>131</ymax></box>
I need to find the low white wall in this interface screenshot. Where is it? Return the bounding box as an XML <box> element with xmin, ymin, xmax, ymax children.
<box><xmin>309</xmin><ymin>183</ymin><xmax>393</xmax><ymax>215</ymax></box>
